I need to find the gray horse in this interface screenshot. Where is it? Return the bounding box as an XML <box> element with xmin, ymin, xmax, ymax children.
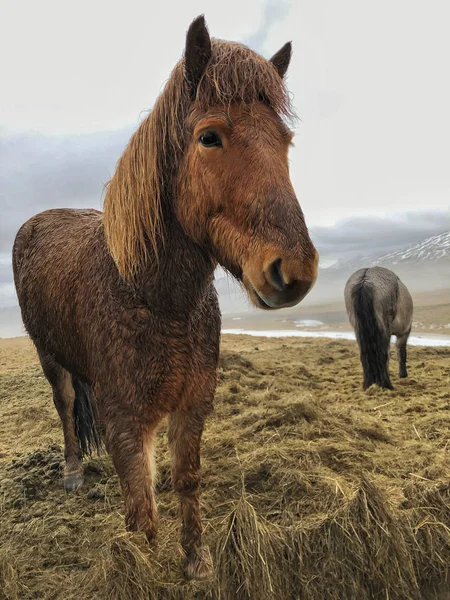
<box><xmin>344</xmin><ymin>266</ymin><xmax>413</xmax><ymax>389</ymax></box>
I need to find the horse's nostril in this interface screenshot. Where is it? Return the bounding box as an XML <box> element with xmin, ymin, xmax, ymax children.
<box><xmin>267</xmin><ymin>258</ymin><xmax>286</xmax><ymax>291</ymax></box>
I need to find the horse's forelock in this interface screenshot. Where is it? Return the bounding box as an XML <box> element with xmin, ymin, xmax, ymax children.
<box><xmin>196</xmin><ymin>40</ymin><xmax>295</xmax><ymax>120</ymax></box>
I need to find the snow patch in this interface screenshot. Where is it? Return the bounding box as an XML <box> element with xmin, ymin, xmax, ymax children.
<box><xmin>222</xmin><ymin>329</ymin><xmax>450</xmax><ymax>347</ymax></box>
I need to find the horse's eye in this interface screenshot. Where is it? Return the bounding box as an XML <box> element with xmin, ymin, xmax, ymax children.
<box><xmin>199</xmin><ymin>131</ymin><xmax>222</xmax><ymax>148</ymax></box>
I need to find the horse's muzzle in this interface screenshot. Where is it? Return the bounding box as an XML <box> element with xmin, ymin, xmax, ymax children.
<box><xmin>243</xmin><ymin>254</ymin><xmax>318</xmax><ymax>310</ymax></box>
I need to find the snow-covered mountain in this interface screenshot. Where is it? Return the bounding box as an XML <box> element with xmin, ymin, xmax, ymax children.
<box><xmin>327</xmin><ymin>252</ymin><xmax>378</xmax><ymax>271</ymax></box>
<box><xmin>328</xmin><ymin>231</ymin><xmax>450</xmax><ymax>271</ymax></box>
<box><xmin>373</xmin><ymin>231</ymin><xmax>450</xmax><ymax>266</ymax></box>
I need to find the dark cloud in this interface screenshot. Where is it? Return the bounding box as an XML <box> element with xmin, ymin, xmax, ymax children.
<box><xmin>0</xmin><ymin>127</ymin><xmax>132</xmax><ymax>253</ymax></box>
<box><xmin>1</xmin><ymin>127</ymin><xmax>134</xmax><ymax>306</ymax></box>
<box><xmin>310</xmin><ymin>211</ymin><xmax>450</xmax><ymax>262</ymax></box>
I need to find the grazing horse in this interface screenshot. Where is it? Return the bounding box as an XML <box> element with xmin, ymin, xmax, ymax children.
<box><xmin>12</xmin><ymin>16</ymin><xmax>318</xmax><ymax>579</ymax></box>
<box><xmin>345</xmin><ymin>266</ymin><xmax>413</xmax><ymax>390</ymax></box>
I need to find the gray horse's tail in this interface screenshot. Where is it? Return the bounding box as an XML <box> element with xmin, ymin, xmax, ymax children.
<box><xmin>72</xmin><ymin>375</ymin><xmax>103</xmax><ymax>457</ymax></box>
<box><xmin>351</xmin><ymin>280</ymin><xmax>393</xmax><ymax>390</ymax></box>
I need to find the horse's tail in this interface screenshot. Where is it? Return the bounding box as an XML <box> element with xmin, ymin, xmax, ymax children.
<box><xmin>72</xmin><ymin>375</ymin><xmax>102</xmax><ymax>457</ymax></box>
<box><xmin>351</xmin><ymin>278</ymin><xmax>393</xmax><ymax>390</ymax></box>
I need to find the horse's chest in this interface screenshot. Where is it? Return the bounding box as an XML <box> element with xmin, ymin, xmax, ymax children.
<box><xmin>109</xmin><ymin>306</ymin><xmax>220</xmax><ymax>414</ymax></box>
<box><xmin>149</xmin><ymin>336</ymin><xmax>215</xmax><ymax>411</ymax></box>
<box><xmin>162</xmin><ymin>342</ymin><xmax>191</xmax><ymax>397</ymax></box>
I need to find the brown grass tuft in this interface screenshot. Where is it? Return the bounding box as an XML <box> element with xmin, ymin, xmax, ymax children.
<box><xmin>215</xmin><ymin>491</ymin><xmax>285</xmax><ymax>600</ymax></box>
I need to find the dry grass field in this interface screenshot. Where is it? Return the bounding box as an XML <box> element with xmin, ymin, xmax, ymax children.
<box><xmin>0</xmin><ymin>335</ymin><xmax>449</xmax><ymax>599</ymax></box>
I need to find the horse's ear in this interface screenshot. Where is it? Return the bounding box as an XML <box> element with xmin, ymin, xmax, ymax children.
<box><xmin>269</xmin><ymin>41</ymin><xmax>292</xmax><ymax>78</ymax></box>
<box><xmin>184</xmin><ymin>15</ymin><xmax>212</xmax><ymax>97</ymax></box>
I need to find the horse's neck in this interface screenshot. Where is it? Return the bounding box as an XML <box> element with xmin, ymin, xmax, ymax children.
<box><xmin>138</xmin><ymin>217</ymin><xmax>216</xmax><ymax>316</ymax></box>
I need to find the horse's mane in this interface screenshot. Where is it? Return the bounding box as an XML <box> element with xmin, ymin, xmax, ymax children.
<box><xmin>103</xmin><ymin>39</ymin><xmax>295</xmax><ymax>280</ymax></box>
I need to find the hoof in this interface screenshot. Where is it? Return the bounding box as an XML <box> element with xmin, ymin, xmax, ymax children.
<box><xmin>64</xmin><ymin>471</ymin><xmax>84</xmax><ymax>492</ymax></box>
<box><xmin>145</xmin><ymin>530</ymin><xmax>158</xmax><ymax>548</ymax></box>
<box><xmin>183</xmin><ymin>546</ymin><xmax>213</xmax><ymax>581</ymax></box>
<box><xmin>400</xmin><ymin>372</ymin><xmax>408</xmax><ymax>379</ymax></box>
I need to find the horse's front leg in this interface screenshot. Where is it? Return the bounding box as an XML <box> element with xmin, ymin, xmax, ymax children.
<box><xmin>168</xmin><ymin>402</ymin><xmax>213</xmax><ymax>580</ymax></box>
<box><xmin>106</xmin><ymin>416</ymin><xmax>159</xmax><ymax>543</ymax></box>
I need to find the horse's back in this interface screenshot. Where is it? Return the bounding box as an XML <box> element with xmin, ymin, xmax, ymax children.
<box><xmin>346</xmin><ymin>266</ymin><xmax>398</xmax><ymax>299</ymax></box>
<box><xmin>13</xmin><ymin>208</ymin><xmax>102</xmax><ymax>275</ymax></box>
<box><xmin>362</xmin><ymin>267</ymin><xmax>412</xmax><ymax>327</ymax></box>
<box><xmin>345</xmin><ymin>266</ymin><xmax>412</xmax><ymax>334</ymax></box>
<box><xmin>13</xmin><ymin>208</ymin><xmax>104</xmax><ymax>306</ymax></box>
<box><xmin>13</xmin><ymin>208</ymin><xmax>106</xmax><ymax>361</ymax></box>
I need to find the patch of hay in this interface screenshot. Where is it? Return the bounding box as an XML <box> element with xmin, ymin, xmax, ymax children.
<box><xmin>215</xmin><ymin>491</ymin><xmax>285</xmax><ymax>600</ymax></box>
<box><xmin>0</xmin><ymin>335</ymin><xmax>449</xmax><ymax>599</ymax></box>
<box><xmin>214</xmin><ymin>477</ymin><xmax>423</xmax><ymax>600</ymax></box>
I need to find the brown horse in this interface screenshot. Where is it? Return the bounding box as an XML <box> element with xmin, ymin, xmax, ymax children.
<box><xmin>12</xmin><ymin>16</ymin><xmax>318</xmax><ymax>579</ymax></box>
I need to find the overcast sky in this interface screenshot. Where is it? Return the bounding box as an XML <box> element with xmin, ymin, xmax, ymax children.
<box><xmin>1</xmin><ymin>0</ymin><xmax>449</xmax><ymax>306</ymax></box>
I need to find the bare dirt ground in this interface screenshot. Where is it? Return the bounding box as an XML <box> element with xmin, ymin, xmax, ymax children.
<box><xmin>0</xmin><ymin>335</ymin><xmax>449</xmax><ymax>599</ymax></box>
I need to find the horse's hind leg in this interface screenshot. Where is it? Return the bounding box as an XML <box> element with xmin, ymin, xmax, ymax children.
<box><xmin>168</xmin><ymin>403</ymin><xmax>213</xmax><ymax>580</ymax></box>
<box><xmin>396</xmin><ymin>330</ymin><xmax>410</xmax><ymax>378</ymax></box>
<box><xmin>38</xmin><ymin>352</ymin><xmax>83</xmax><ymax>491</ymax></box>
